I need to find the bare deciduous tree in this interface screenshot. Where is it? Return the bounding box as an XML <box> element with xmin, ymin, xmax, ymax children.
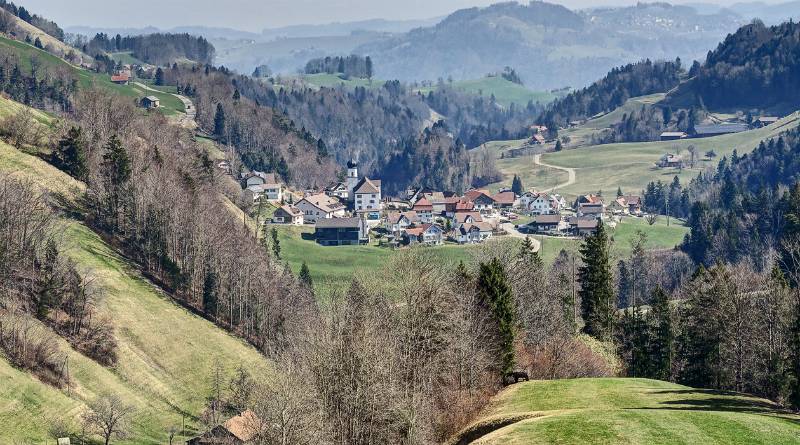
<box><xmin>82</xmin><ymin>394</ymin><xmax>135</xmax><ymax>445</ymax></box>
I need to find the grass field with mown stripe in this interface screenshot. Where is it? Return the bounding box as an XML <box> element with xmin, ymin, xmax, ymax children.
<box><xmin>469</xmin><ymin>378</ymin><xmax>800</xmax><ymax>444</ymax></box>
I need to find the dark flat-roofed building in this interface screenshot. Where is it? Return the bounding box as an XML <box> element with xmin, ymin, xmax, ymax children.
<box><xmin>315</xmin><ymin>217</ymin><xmax>369</xmax><ymax>246</ymax></box>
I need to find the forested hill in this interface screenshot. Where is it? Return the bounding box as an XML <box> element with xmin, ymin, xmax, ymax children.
<box><xmin>683</xmin><ymin>127</ymin><xmax>800</xmax><ymax>268</ymax></box>
<box><xmin>538</xmin><ymin>59</ymin><xmax>685</xmax><ymax>129</ymax></box>
<box><xmin>667</xmin><ymin>20</ymin><xmax>800</xmax><ymax>110</ymax></box>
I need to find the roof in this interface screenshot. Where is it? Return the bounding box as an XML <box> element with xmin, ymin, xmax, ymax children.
<box><xmin>465</xmin><ymin>189</ymin><xmax>492</xmax><ymax>202</ymax></box>
<box><xmin>222</xmin><ymin>410</ymin><xmax>259</xmax><ymax>442</ymax></box>
<box><xmin>144</xmin><ymin>95</ymin><xmax>160</xmax><ymax>102</ymax></box>
<box><xmin>757</xmin><ymin>116</ymin><xmax>779</xmax><ymax>123</ymax></box>
<box><xmin>660</xmin><ymin>131</ymin><xmax>687</xmax><ymax>137</ymax></box>
<box><xmin>622</xmin><ymin>195</ymin><xmax>641</xmax><ymax>206</ymax></box>
<box><xmin>570</xmin><ymin>217</ymin><xmax>599</xmax><ymax>229</ymax></box>
<box><xmin>492</xmin><ymin>191</ymin><xmax>516</xmax><ymax>205</ymax></box>
<box><xmin>532</xmin><ymin>214</ymin><xmax>562</xmax><ymax>224</ymax></box>
<box><xmin>301</xmin><ymin>193</ymin><xmax>344</xmax><ymax>213</ymax></box>
<box><xmin>406</xmin><ymin>227</ymin><xmax>425</xmax><ymax>237</ymax></box>
<box><xmin>253</xmin><ymin>171</ymin><xmax>278</xmax><ymax>184</ymax></box>
<box><xmin>694</xmin><ymin>123</ymin><xmax>749</xmax><ymax>135</ymax></box>
<box><xmin>579</xmin><ymin>203</ymin><xmax>605</xmax><ymax>213</ymax></box>
<box><xmin>412</xmin><ymin>197</ymin><xmax>433</xmax><ymax>211</ymax></box>
<box><xmin>316</xmin><ymin>217</ymin><xmax>362</xmax><ymax>229</ymax></box>
<box><xmin>455</xmin><ymin>200</ymin><xmax>474</xmax><ymax>211</ymax></box>
<box><xmin>387</xmin><ymin>211</ymin><xmax>419</xmax><ymax>224</ymax></box>
<box><xmin>455</xmin><ymin>212</ymin><xmax>483</xmax><ymax>224</ymax></box>
<box><xmin>110</xmin><ymin>73</ymin><xmax>129</xmax><ymax>82</ymax></box>
<box><xmin>354</xmin><ymin>177</ymin><xmax>381</xmax><ymax>194</ymax></box>
<box><xmin>276</xmin><ymin>205</ymin><xmax>302</xmax><ymax>217</ymax></box>
<box><xmin>531</xmin><ymin>133</ymin><xmax>546</xmax><ymax>143</ymax></box>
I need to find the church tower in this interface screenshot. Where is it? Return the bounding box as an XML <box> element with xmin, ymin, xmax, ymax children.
<box><xmin>346</xmin><ymin>159</ymin><xmax>359</xmax><ymax>201</ymax></box>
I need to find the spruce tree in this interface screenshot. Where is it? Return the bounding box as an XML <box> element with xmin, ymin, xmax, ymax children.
<box><xmin>214</xmin><ymin>103</ymin><xmax>226</xmax><ymax>139</ymax></box>
<box><xmin>648</xmin><ymin>286</ymin><xmax>674</xmax><ymax>381</ymax></box>
<box><xmin>52</xmin><ymin>126</ymin><xmax>88</xmax><ymax>181</ymax></box>
<box><xmin>511</xmin><ymin>174</ymin><xmax>523</xmax><ymax>195</ymax></box>
<box><xmin>299</xmin><ymin>261</ymin><xmax>313</xmax><ymax>288</ymax></box>
<box><xmin>100</xmin><ymin>135</ymin><xmax>131</xmax><ymax>230</ymax></box>
<box><xmin>578</xmin><ymin>221</ymin><xmax>615</xmax><ymax>340</ymax></box>
<box><xmin>477</xmin><ymin>258</ymin><xmax>516</xmax><ymax>375</ymax></box>
<box><xmin>154</xmin><ymin>67</ymin><xmax>165</xmax><ymax>86</ymax></box>
<box><xmin>202</xmin><ymin>269</ymin><xmax>218</xmax><ymax>318</ymax></box>
<box><xmin>270</xmin><ymin>227</ymin><xmax>281</xmax><ymax>259</ymax></box>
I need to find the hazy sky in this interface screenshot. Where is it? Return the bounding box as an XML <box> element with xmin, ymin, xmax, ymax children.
<box><xmin>23</xmin><ymin>0</ymin><xmax>760</xmax><ymax>31</ymax></box>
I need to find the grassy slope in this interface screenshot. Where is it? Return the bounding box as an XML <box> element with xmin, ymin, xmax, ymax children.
<box><xmin>418</xmin><ymin>76</ymin><xmax>558</xmax><ymax>108</ymax></box>
<box><xmin>484</xmin><ymin>93</ymin><xmax>800</xmax><ymax>199</ymax></box>
<box><xmin>0</xmin><ymin>101</ymin><xmax>271</xmax><ymax>444</ymax></box>
<box><xmin>471</xmin><ymin>378</ymin><xmax>800</xmax><ymax>444</ymax></box>
<box><xmin>0</xmin><ymin>36</ymin><xmax>185</xmax><ymax>115</ymax></box>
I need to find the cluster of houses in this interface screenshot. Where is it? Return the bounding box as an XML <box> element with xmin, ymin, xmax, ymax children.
<box><xmin>236</xmin><ymin>159</ymin><xmax>645</xmax><ymax>248</ymax></box>
<box><xmin>109</xmin><ymin>65</ymin><xmax>162</xmax><ymax>109</ymax></box>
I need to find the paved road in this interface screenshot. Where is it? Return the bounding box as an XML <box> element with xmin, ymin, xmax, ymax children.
<box><xmin>500</xmin><ymin>222</ymin><xmax>541</xmax><ymax>252</ymax></box>
<box><xmin>134</xmin><ymin>82</ymin><xmax>197</xmax><ymax>128</ymax></box>
<box><xmin>534</xmin><ymin>153</ymin><xmax>576</xmax><ymax>193</ymax></box>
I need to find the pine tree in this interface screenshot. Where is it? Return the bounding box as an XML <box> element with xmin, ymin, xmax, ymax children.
<box><xmin>477</xmin><ymin>258</ymin><xmax>516</xmax><ymax>375</ymax></box>
<box><xmin>100</xmin><ymin>135</ymin><xmax>131</xmax><ymax>231</ymax></box>
<box><xmin>33</xmin><ymin>37</ymin><xmax>42</xmax><ymax>49</ymax></box>
<box><xmin>214</xmin><ymin>103</ymin><xmax>226</xmax><ymax>139</ymax></box>
<box><xmin>232</xmin><ymin>89</ymin><xmax>240</xmax><ymax>102</ymax></box>
<box><xmin>555</xmin><ymin>140</ymin><xmax>563</xmax><ymax>151</ymax></box>
<box><xmin>578</xmin><ymin>221</ymin><xmax>615</xmax><ymax>340</ymax></box>
<box><xmin>299</xmin><ymin>261</ymin><xmax>313</xmax><ymax>288</ymax></box>
<box><xmin>617</xmin><ymin>186</ymin><xmax>624</xmax><ymax>197</ymax></box>
<box><xmin>52</xmin><ymin>126</ymin><xmax>88</xmax><ymax>181</ymax></box>
<box><xmin>648</xmin><ymin>286</ymin><xmax>674</xmax><ymax>381</ymax></box>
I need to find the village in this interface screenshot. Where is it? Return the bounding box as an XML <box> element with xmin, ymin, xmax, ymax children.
<box><xmin>235</xmin><ymin>159</ymin><xmax>646</xmax><ymax>249</ymax></box>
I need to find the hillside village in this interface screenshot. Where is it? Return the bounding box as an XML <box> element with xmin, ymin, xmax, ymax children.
<box><xmin>238</xmin><ymin>157</ymin><xmax>646</xmax><ymax>248</ymax></box>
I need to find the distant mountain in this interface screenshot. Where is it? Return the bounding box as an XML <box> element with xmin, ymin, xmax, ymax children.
<box><xmin>354</xmin><ymin>1</ymin><xmax>744</xmax><ymax>90</ymax></box>
<box><xmin>259</xmin><ymin>17</ymin><xmax>441</xmax><ymax>40</ymax></box>
<box><xmin>66</xmin><ymin>25</ymin><xmax>262</xmax><ymax>40</ymax></box>
<box><xmin>727</xmin><ymin>1</ymin><xmax>800</xmax><ymax>24</ymax></box>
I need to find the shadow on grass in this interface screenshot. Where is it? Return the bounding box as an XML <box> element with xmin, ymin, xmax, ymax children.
<box><xmin>632</xmin><ymin>389</ymin><xmax>800</xmax><ymax>423</ymax></box>
<box><xmin>300</xmin><ymin>232</ymin><xmax>315</xmax><ymax>241</ymax></box>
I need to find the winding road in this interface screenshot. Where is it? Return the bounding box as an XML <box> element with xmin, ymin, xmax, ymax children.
<box><xmin>533</xmin><ymin>153</ymin><xmax>576</xmax><ymax>193</ymax></box>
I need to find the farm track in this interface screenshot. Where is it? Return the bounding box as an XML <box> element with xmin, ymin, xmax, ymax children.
<box><xmin>533</xmin><ymin>153</ymin><xmax>576</xmax><ymax>192</ymax></box>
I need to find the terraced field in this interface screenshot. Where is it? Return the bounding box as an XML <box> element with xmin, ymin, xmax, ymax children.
<box><xmin>456</xmin><ymin>378</ymin><xmax>800</xmax><ymax>444</ymax></box>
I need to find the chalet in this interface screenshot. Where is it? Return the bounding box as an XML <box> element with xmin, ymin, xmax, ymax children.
<box><xmin>412</xmin><ymin>197</ymin><xmax>434</xmax><ymax>223</ymax></box>
<box><xmin>657</xmin><ymin>153</ymin><xmax>684</xmax><ymax>168</ymax></box>
<box><xmin>660</xmin><ymin>131</ymin><xmax>688</xmax><ymax>141</ymax></box>
<box><xmin>296</xmin><ymin>193</ymin><xmax>346</xmax><ymax>223</ymax></box>
<box><xmin>243</xmin><ymin>171</ymin><xmax>278</xmax><ymax>188</ymax></box>
<box><xmin>455</xmin><ymin>222</ymin><xmax>493</xmax><ymax>244</ymax></box>
<box><xmin>272</xmin><ymin>205</ymin><xmax>304</xmax><ymax>225</ymax></box>
<box><xmin>755</xmin><ymin>116</ymin><xmax>779</xmax><ymax>128</ymax></box>
<box><xmin>404</xmin><ymin>224</ymin><xmax>444</xmax><ymax>246</ymax></box>
<box><xmin>693</xmin><ymin>123</ymin><xmax>749</xmax><ymax>138</ymax></box>
<box><xmin>608</xmin><ymin>197</ymin><xmax>628</xmax><ymax>215</ymax></box>
<box><xmin>141</xmin><ymin>96</ymin><xmax>160</xmax><ymax>109</ymax></box>
<box><xmin>492</xmin><ymin>191</ymin><xmax>517</xmax><ymax>210</ymax></box>
<box><xmin>385</xmin><ymin>211</ymin><xmax>420</xmax><ymax>234</ymax></box>
<box><xmin>315</xmin><ymin>217</ymin><xmax>369</xmax><ymax>246</ymax></box>
<box><xmin>622</xmin><ymin>195</ymin><xmax>642</xmax><ymax>215</ymax></box>
<box><xmin>187</xmin><ymin>410</ymin><xmax>259</xmax><ymax>445</ymax></box>
<box><xmin>569</xmin><ymin>217</ymin><xmax>599</xmax><ymax>237</ymax></box>
<box><xmin>453</xmin><ymin>211</ymin><xmax>483</xmax><ymax>225</ymax></box>
<box><xmin>324</xmin><ymin>182</ymin><xmax>349</xmax><ymax>199</ymax></box>
<box><xmin>440</xmin><ymin>197</ymin><xmax>465</xmax><ymax>216</ymax></box>
<box><xmin>573</xmin><ymin>194</ymin><xmax>603</xmax><ymax>210</ymax></box>
<box><xmin>529</xmin><ymin>133</ymin><xmax>546</xmax><ymax>145</ymax></box>
<box><xmin>524</xmin><ymin>214</ymin><xmax>565</xmax><ymax>234</ymax></box>
<box><xmin>453</xmin><ymin>200</ymin><xmax>475</xmax><ymax>214</ymax></box>
<box><xmin>578</xmin><ymin>202</ymin><xmax>605</xmax><ymax>218</ymax></box>
<box><xmin>110</xmin><ymin>73</ymin><xmax>130</xmax><ymax>85</ymax></box>
<box><xmin>527</xmin><ymin>192</ymin><xmax>562</xmax><ymax>215</ymax></box>
<box><xmin>465</xmin><ymin>190</ymin><xmax>495</xmax><ymax>212</ymax></box>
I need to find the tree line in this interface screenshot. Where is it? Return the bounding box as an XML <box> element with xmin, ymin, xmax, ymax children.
<box><xmin>0</xmin><ymin>0</ymin><xmax>64</xmax><ymax>41</ymax></box>
<box><xmin>304</xmin><ymin>54</ymin><xmax>373</xmax><ymax>79</ymax></box>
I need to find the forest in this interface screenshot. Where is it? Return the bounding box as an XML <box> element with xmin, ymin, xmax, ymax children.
<box><xmin>304</xmin><ymin>54</ymin><xmax>374</xmax><ymax>79</ymax></box>
<box><xmin>84</xmin><ymin>32</ymin><xmax>215</xmax><ymax>65</ymax></box>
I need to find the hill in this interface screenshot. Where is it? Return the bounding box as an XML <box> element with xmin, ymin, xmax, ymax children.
<box><xmin>0</xmin><ymin>98</ymin><xmax>272</xmax><ymax>443</ymax></box>
<box><xmin>355</xmin><ymin>2</ymin><xmax>743</xmax><ymax>89</ymax></box>
<box><xmin>417</xmin><ymin>76</ymin><xmax>560</xmax><ymax>108</ymax></box>
<box><xmin>456</xmin><ymin>378</ymin><xmax>800</xmax><ymax>444</ymax></box>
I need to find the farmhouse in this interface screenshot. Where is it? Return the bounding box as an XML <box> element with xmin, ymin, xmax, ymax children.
<box><xmin>578</xmin><ymin>202</ymin><xmax>606</xmax><ymax>218</ymax></box>
<box><xmin>492</xmin><ymin>191</ymin><xmax>517</xmax><ymax>210</ymax></box>
<box><xmin>110</xmin><ymin>73</ymin><xmax>130</xmax><ymax>85</ymax></box>
<box><xmin>140</xmin><ymin>96</ymin><xmax>160</xmax><ymax>109</ymax></box>
<box><xmin>453</xmin><ymin>212</ymin><xmax>483</xmax><ymax>225</ymax></box>
<box><xmin>296</xmin><ymin>193</ymin><xmax>346</xmax><ymax>223</ymax></box>
<box><xmin>272</xmin><ymin>205</ymin><xmax>304</xmax><ymax>225</ymax></box>
<box><xmin>187</xmin><ymin>410</ymin><xmax>259</xmax><ymax>445</ymax></box>
<box><xmin>657</xmin><ymin>153</ymin><xmax>684</xmax><ymax>168</ymax></box>
<box><xmin>693</xmin><ymin>123</ymin><xmax>750</xmax><ymax>138</ymax></box>
<box><xmin>455</xmin><ymin>222</ymin><xmax>493</xmax><ymax>244</ymax></box>
<box><xmin>465</xmin><ymin>190</ymin><xmax>495</xmax><ymax>212</ymax></box>
<box><xmin>324</xmin><ymin>181</ymin><xmax>349</xmax><ymax>199</ymax></box>
<box><xmin>574</xmin><ymin>194</ymin><xmax>603</xmax><ymax>209</ymax></box>
<box><xmin>315</xmin><ymin>217</ymin><xmax>369</xmax><ymax>246</ymax></box>
<box><xmin>404</xmin><ymin>224</ymin><xmax>444</xmax><ymax>246</ymax></box>
<box><xmin>527</xmin><ymin>192</ymin><xmax>561</xmax><ymax>215</ymax></box>
<box><xmin>754</xmin><ymin>116</ymin><xmax>779</xmax><ymax>128</ymax></box>
<box><xmin>660</xmin><ymin>131</ymin><xmax>688</xmax><ymax>141</ymax></box>
<box><xmin>621</xmin><ymin>195</ymin><xmax>642</xmax><ymax>215</ymax></box>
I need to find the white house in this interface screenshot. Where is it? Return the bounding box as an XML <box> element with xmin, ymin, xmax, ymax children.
<box><xmin>454</xmin><ymin>222</ymin><xmax>493</xmax><ymax>244</ymax></box>
<box><xmin>412</xmin><ymin>197</ymin><xmax>434</xmax><ymax>224</ymax></box>
<box><xmin>324</xmin><ymin>182</ymin><xmax>349</xmax><ymax>200</ymax></box>
<box><xmin>353</xmin><ymin>177</ymin><xmax>383</xmax><ymax>213</ymax></box>
<box><xmin>296</xmin><ymin>193</ymin><xmax>346</xmax><ymax>223</ymax></box>
<box><xmin>272</xmin><ymin>205</ymin><xmax>304</xmax><ymax>225</ymax></box>
<box><xmin>405</xmin><ymin>224</ymin><xmax>444</xmax><ymax>246</ymax></box>
<box><xmin>385</xmin><ymin>211</ymin><xmax>420</xmax><ymax>234</ymax></box>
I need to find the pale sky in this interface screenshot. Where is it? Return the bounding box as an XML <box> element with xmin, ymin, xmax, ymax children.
<box><xmin>21</xmin><ymin>0</ymin><xmax>766</xmax><ymax>32</ymax></box>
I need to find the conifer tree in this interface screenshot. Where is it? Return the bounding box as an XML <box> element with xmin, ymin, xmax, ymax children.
<box><xmin>214</xmin><ymin>103</ymin><xmax>226</xmax><ymax>139</ymax></box>
<box><xmin>648</xmin><ymin>286</ymin><xmax>674</xmax><ymax>381</ymax></box>
<box><xmin>52</xmin><ymin>126</ymin><xmax>88</xmax><ymax>181</ymax></box>
<box><xmin>100</xmin><ymin>135</ymin><xmax>131</xmax><ymax>230</ymax></box>
<box><xmin>511</xmin><ymin>174</ymin><xmax>523</xmax><ymax>195</ymax></box>
<box><xmin>298</xmin><ymin>261</ymin><xmax>313</xmax><ymax>288</ymax></box>
<box><xmin>202</xmin><ymin>268</ymin><xmax>218</xmax><ymax>319</ymax></box>
<box><xmin>154</xmin><ymin>67</ymin><xmax>165</xmax><ymax>86</ymax></box>
<box><xmin>477</xmin><ymin>258</ymin><xmax>516</xmax><ymax>375</ymax></box>
<box><xmin>578</xmin><ymin>221</ymin><xmax>615</xmax><ymax>340</ymax></box>
<box><xmin>270</xmin><ymin>227</ymin><xmax>281</xmax><ymax>259</ymax></box>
